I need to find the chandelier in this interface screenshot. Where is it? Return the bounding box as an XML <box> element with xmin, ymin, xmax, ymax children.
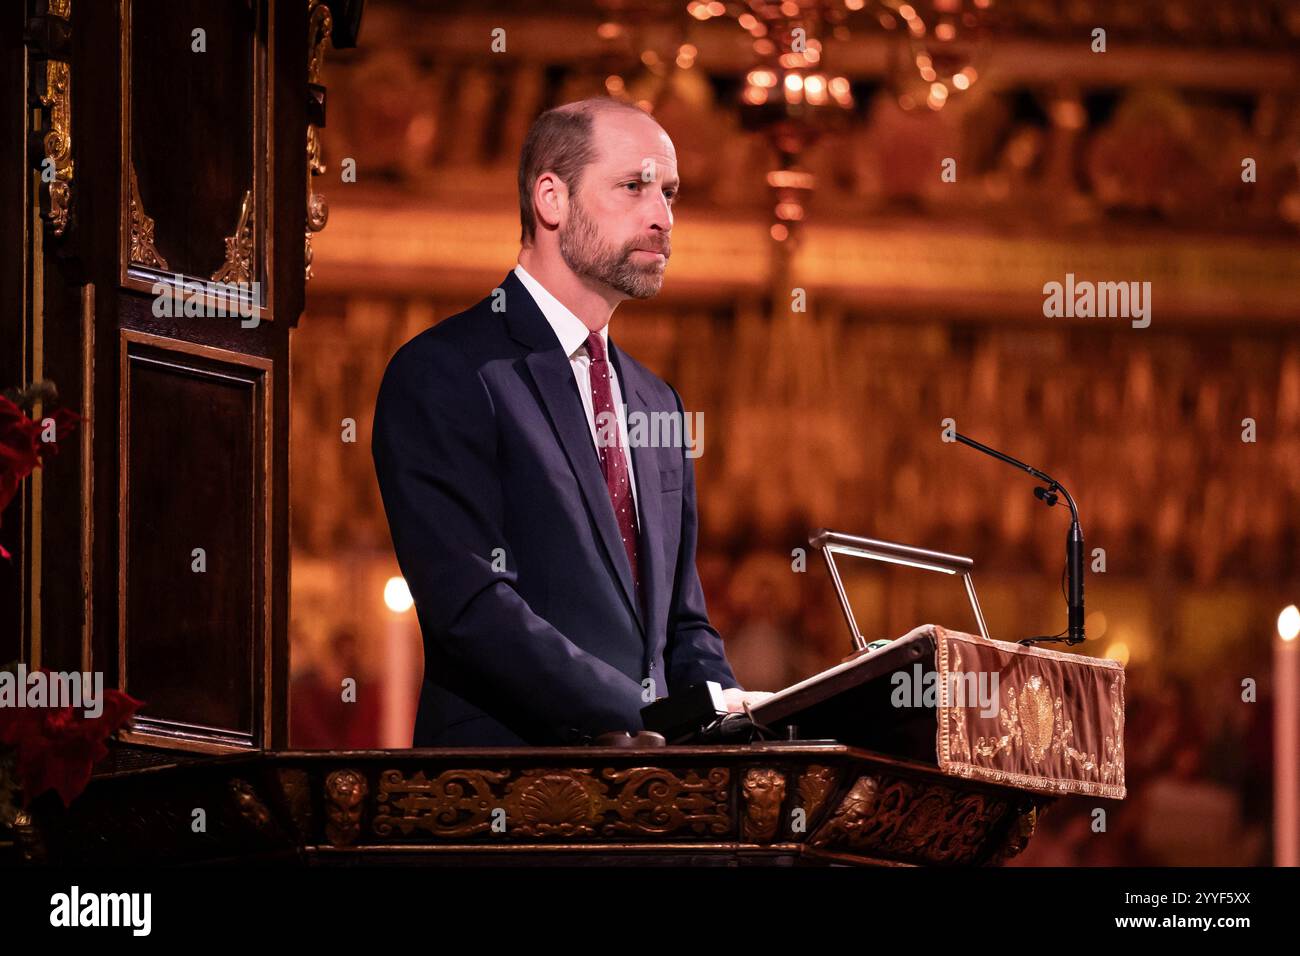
<box><xmin>871</xmin><ymin>0</ymin><xmax>996</xmax><ymax>111</ymax></box>
<box><xmin>595</xmin><ymin>0</ymin><xmax>697</xmax><ymax>111</ymax></box>
<box><xmin>690</xmin><ymin>1</ymin><xmax>859</xmax><ymax>245</ymax></box>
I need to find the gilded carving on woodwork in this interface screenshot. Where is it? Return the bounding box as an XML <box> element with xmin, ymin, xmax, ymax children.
<box><xmin>211</xmin><ymin>190</ymin><xmax>255</xmax><ymax>284</ymax></box>
<box><xmin>128</xmin><ymin>164</ymin><xmax>169</xmax><ymax>270</ymax></box>
<box><xmin>373</xmin><ymin>768</ymin><xmax>512</xmax><ymax>839</ymax></box>
<box><xmin>596</xmin><ymin>766</ymin><xmax>730</xmax><ymax>837</ymax></box>
<box><xmin>794</xmin><ymin>764</ymin><xmax>839</xmax><ymax>834</ymax></box>
<box><xmin>509</xmin><ymin>771</ymin><xmax>606</xmax><ymax>836</ymax></box>
<box><xmin>810</xmin><ymin>774</ymin><xmax>1009</xmax><ymax>866</ymax></box>
<box><xmin>986</xmin><ymin>804</ymin><xmax>1043</xmax><ymax>866</ymax></box>
<box><xmin>38</xmin><ymin>0</ymin><xmax>74</xmax><ymax>235</ymax></box>
<box><xmin>324</xmin><ymin>769</ymin><xmax>368</xmax><ymax>847</ymax></box>
<box><xmin>10</xmin><ymin>809</ymin><xmax>46</xmax><ymax>864</ymax></box>
<box><xmin>305</xmin><ymin>0</ymin><xmax>333</xmax><ymax>281</ymax></box>
<box><xmin>229</xmin><ymin>778</ymin><xmax>272</xmax><ymax>831</ymax></box>
<box><xmin>276</xmin><ymin>768</ymin><xmax>313</xmax><ymax>839</ymax></box>
<box><xmin>371</xmin><ymin>766</ymin><xmax>731</xmax><ymax>841</ymax></box>
<box><xmin>740</xmin><ymin>768</ymin><xmax>785</xmax><ymax>844</ymax></box>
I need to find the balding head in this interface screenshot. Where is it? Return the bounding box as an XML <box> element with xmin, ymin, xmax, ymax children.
<box><xmin>516</xmin><ymin>96</ymin><xmax>677</xmax><ymax>306</ymax></box>
<box><xmin>517</xmin><ymin>97</ymin><xmax>661</xmax><ymax>245</ymax></box>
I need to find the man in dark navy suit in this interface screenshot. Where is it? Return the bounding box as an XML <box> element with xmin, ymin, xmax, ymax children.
<box><xmin>372</xmin><ymin>97</ymin><xmax>772</xmax><ymax>746</ymax></box>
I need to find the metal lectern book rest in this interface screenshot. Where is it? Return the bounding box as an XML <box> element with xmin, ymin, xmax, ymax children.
<box><xmin>811</xmin><ymin>528</ymin><xmax>990</xmax><ymax>650</ymax></box>
<box><xmin>747</xmin><ymin>529</ymin><xmax>991</xmax><ymax>757</ymax></box>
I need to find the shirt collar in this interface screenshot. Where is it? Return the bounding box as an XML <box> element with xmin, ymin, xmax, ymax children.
<box><xmin>514</xmin><ymin>263</ymin><xmax>607</xmax><ymax>359</ymax></box>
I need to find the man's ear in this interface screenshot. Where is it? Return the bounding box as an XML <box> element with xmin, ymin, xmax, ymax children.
<box><xmin>532</xmin><ymin>171</ymin><xmax>568</xmax><ymax>232</ymax></box>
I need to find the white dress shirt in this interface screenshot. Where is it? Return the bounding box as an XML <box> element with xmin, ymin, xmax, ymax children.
<box><xmin>513</xmin><ymin>263</ymin><xmax>640</xmax><ymax>525</ymax></box>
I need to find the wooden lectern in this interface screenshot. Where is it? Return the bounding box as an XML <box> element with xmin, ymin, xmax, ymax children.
<box><xmin>14</xmin><ymin>623</ymin><xmax>1124</xmax><ymax>866</ymax></box>
<box><xmin>1</xmin><ymin>3</ymin><xmax>1123</xmax><ymax>867</ymax></box>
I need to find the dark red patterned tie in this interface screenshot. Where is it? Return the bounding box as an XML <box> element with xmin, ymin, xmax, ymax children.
<box><xmin>585</xmin><ymin>331</ymin><xmax>641</xmax><ymax>602</ymax></box>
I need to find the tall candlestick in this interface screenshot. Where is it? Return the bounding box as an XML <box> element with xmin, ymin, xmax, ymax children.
<box><xmin>383</xmin><ymin>576</ymin><xmax>417</xmax><ymax>749</ymax></box>
<box><xmin>1276</xmin><ymin>605</ymin><xmax>1299</xmax><ymax>867</ymax></box>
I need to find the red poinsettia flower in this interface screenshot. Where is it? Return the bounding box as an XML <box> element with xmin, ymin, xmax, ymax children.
<box><xmin>0</xmin><ymin>676</ymin><xmax>143</xmax><ymax>808</ymax></box>
<box><xmin>0</xmin><ymin>395</ymin><xmax>80</xmax><ymax>560</ymax></box>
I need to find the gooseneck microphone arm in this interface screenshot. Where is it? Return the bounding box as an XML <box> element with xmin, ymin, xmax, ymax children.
<box><xmin>953</xmin><ymin>432</ymin><xmax>1086</xmax><ymax>646</ymax></box>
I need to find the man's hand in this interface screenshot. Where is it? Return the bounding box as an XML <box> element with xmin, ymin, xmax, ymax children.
<box><xmin>722</xmin><ymin>688</ymin><xmax>775</xmax><ymax>713</ymax></box>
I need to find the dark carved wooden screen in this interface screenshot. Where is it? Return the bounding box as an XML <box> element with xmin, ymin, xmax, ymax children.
<box><xmin>0</xmin><ymin>0</ymin><xmax>349</xmax><ymax>753</ymax></box>
<box><xmin>112</xmin><ymin>0</ymin><xmax>302</xmax><ymax>753</ymax></box>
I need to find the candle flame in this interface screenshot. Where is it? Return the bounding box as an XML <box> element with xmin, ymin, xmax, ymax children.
<box><xmin>385</xmin><ymin>576</ymin><xmax>414</xmax><ymax>613</ymax></box>
<box><xmin>1279</xmin><ymin>604</ymin><xmax>1300</xmax><ymax>642</ymax></box>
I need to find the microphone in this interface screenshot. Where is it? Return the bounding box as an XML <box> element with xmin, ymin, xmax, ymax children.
<box><xmin>952</xmin><ymin>432</ymin><xmax>1086</xmax><ymax>646</ymax></box>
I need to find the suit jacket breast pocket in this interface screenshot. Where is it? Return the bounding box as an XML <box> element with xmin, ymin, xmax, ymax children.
<box><xmin>659</xmin><ymin>464</ymin><xmax>683</xmax><ymax>493</ymax></box>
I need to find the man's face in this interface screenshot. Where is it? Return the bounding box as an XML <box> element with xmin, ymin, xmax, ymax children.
<box><xmin>558</xmin><ymin>110</ymin><xmax>677</xmax><ymax>300</ymax></box>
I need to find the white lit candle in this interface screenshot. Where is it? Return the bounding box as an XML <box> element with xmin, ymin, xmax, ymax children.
<box><xmin>1276</xmin><ymin>605</ymin><xmax>1299</xmax><ymax>867</ymax></box>
<box><xmin>382</xmin><ymin>576</ymin><xmax>417</xmax><ymax>749</ymax></box>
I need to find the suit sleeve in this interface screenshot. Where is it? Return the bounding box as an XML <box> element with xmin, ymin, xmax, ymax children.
<box><xmin>662</xmin><ymin>385</ymin><xmax>743</xmax><ymax>693</ymax></box>
<box><xmin>372</xmin><ymin>342</ymin><xmax>647</xmax><ymax>741</ymax></box>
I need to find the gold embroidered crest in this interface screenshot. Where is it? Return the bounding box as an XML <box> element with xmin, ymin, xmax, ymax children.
<box><xmin>1018</xmin><ymin>676</ymin><xmax>1055</xmax><ymax>763</ymax></box>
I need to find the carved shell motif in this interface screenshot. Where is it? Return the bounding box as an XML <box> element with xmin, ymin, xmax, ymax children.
<box><xmin>516</xmin><ymin>774</ymin><xmax>600</xmax><ymax>833</ymax></box>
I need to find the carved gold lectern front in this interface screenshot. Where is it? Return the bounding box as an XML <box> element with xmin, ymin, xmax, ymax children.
<box><xmin>18</xmin><ymin>742</ymin><xmax>1042</xmax><ymax>866</ymax></box>
<box><xmin>15</xmin><ymin>624</ymin><xmax>1122</xmax><ymax>866</ymax></box>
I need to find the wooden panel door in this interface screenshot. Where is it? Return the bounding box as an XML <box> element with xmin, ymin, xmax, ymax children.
<box><xmin>112</xmin><ymin>0</ymin><xmax>301</xmax><ymax>752</ymax></box>
<box><xmin>0</xmin><ymin>0</ymin><xmax>354</xmax><ymax>753</ymax></box>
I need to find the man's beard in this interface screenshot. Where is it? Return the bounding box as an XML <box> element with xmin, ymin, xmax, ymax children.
<box><xmin>559</xmin><ymin>195</ymin><xmax>670</xmax><ymax>300</ymax></box>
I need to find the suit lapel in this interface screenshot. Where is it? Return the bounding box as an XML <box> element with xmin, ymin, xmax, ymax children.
<box><xmin>506</xmin><ymin>273</ymin><xmax>646</xmax><ymax>636</ymax></box>
<box><xmin>610</xmin><ymin>343</ymin><xmax>667</xmax><ymax>660</ymax></box>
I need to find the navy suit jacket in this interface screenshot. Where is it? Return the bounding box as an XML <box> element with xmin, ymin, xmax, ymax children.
<box><xmin>372</xmin><ymin>270</ymin><xmax>741</xmax><ymax>747</ymax></box>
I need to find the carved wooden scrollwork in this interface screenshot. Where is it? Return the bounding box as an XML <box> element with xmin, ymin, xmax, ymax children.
<box><xmin>276</xmin><ymin>768</ymin><xmax>314</xmax><ymax>840</ymax></box>
<box><xmin>229</xmin><ymin>778</ymin><xmax>272</xmax><ymax>832</ymax></box>
<box><xmin>10</xmin><ymin>809</ymin><xmax>47</xmax><ymax>864</ymax></box>
<box><xmin>811</xmin><ymin>774</ymin><xmax>1012</xmax><ymax>866</ymax></box>
<box><xmin>740</xmin><ymin>767</ymin><xmax>786</xmax><ymax>844</ymax></box>
<box><xmin>211</xmin><ymin>189</ymin><xmax>255</xmax><ymax>284</ymax></box>
<box><xmin>305</xmin><ymin>0</ymin><xmax>333</xmax><ymax>281</ymax></box>
<box><xmin>793</xmin><ymin>764</ymin><xmax>840</xmax><ymax>835</ymax></box>
<box><xmin>985</xmin><ymin>802</ymin><xmax>1044</xmax><ymax>866</ymax></box>
<box><xmin>127</xmin><ymin>163</ymin><xmax>168</xmax><ymax>269</ymax></box>
<box><xmin>370</xmin><ymin>766</ymin><xmax>732</xmax><ymax>842</ymax></box>
<box><xmin>324</xmin><ymin>768</ymin><xmax>368</xmax><ymax>847</ymax></box>
<box><xmin>28</xmin><ymin>0</ymin><xmax>74</xmax><ymax>236</ymax></box>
